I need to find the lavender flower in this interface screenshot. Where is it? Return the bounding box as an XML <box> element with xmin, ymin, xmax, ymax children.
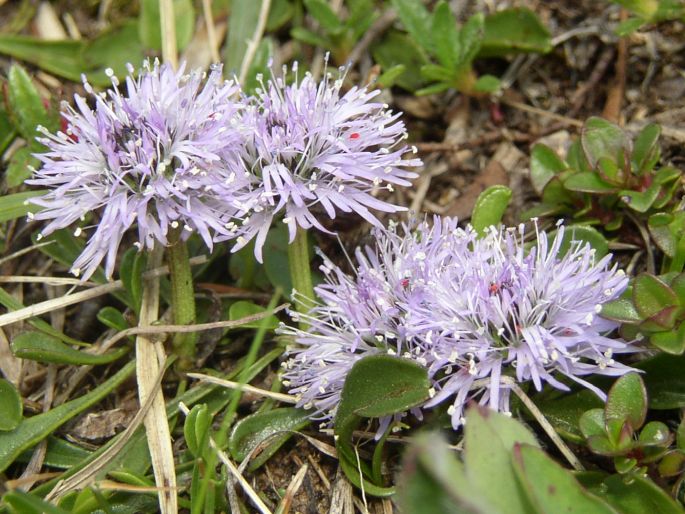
<box><xmin>280</xmin><ymin>217</ymin><xmax>636</xmax><ymax>429</ymax></box>
<box><xmin>28</xmin><ymin>60</ymin><xmax>244</xmax><ymax>280</ymax></box>
<box><xmin>279</xmin><ymin>217</ymin><xmax>474</xmax><ymax>425</ymax></box>
<box><xmin>226</xmin><ymin>64</ymin><xmax>421</xmax><ymax>261</ymax></box>
<box><xmin>413</xmin><ymin>222</ymin><xmax>634</xmax><ymax>428</ymax></box>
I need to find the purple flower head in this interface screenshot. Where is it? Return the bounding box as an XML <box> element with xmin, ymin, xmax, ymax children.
<box><xmin>280</xmin><ymin>217</ymin><xmax>636</xmax><ymax>430</ymax></box>
<box><xmin>28</xmin><ymin>60</ymin><xmax>245</xmax><ymax>280</ymax></box>
<box><xmin>226</xmin><ymin>63</ymin><xmax>422</xmax><ymax>261</ymax></box>
<box><xmin>414</xmin><ymin>221</ymin><xmax>634</xmax><ymax>428</ymax></box>
<box><xmin>279</xmin><ymin>217</ymin><xmax>473</xmax><ymax>425</ymax></box>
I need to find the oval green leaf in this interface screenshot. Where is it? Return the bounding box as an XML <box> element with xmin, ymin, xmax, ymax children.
<box><xmin>0</xmin><ymin>379</ymin><xmax>23</xmax><ymax>431</ymax></box>
<box><xmin>605</xmin><ymin>373</ymin><xmax>647</xmax><ymax>430</ymax></box>
<box><xmin>471</xmin><ymin>185</ymin><xmax>512</xmax><ymax>236</ymax></box>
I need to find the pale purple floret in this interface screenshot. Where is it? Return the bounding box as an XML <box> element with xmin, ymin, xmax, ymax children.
<box><xmin>280</xmin><ymin>217</ymin><xmax>635</xmax><ymax>430</ymax></box>
<box><xmin>28</xmin><ymin>60</ymin><xmax>245</xmax><ymax>280</ymax></box>
<box><xmin>225</xmin><ymin>63</ymin><xmax>422</xmax><ymax>261</ymax></box>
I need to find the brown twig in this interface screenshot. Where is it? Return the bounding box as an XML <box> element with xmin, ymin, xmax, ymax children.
<box><xmin>602</xmin><ymin>9</ymin><xmax>629</xmax><ymax>123</ymax></box>
<box><xmin>346</xmin><ymin>9</ymin><xmax>397</xmax><ymax>69</ymax></box>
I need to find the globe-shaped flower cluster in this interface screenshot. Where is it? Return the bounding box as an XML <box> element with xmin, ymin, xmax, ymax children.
<box><xmin>280</xmin><ymin>217</ymin><xmax>637</xmax><ymax>429</ymax></box>
<box><xmin>29</xmin><ymin>60</ymin><xmax>420</xmax><ymax>279</ymax></box>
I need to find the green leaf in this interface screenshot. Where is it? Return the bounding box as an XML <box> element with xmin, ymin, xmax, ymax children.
<box><xmin>605</xmin><ymin>373</ymin><xmax>647</xmax><ymax>430</ymax></box>
<box><xmin>266</xmin><ymin>0</ymin><xmax>294</xmax><ymax>31</ymax></box>
<box><xmin>391</xmin><ymin>0</ymin><xmax>433</xmax><ymax>54</ymax></box>
<box><xmin>470</xmin><ymin>185</ymin><xmax>512</xmax><ymax>236</ymax></box>
<box><xmin>6</xmin><ymin>146</ymin><xmax>40</xmax><ymax>189</ymax></box>
<box><xmin>119</xmin><ymin>248</ymin><xmax>147</xmax><ymax>314</ymax></box>
<box><xmin>34</xmin><ymin>228</ymin><xmax>108</xmax><ymax>285</ymax></box>
<box><xmin>564</xmin><ymin>172</ymin><xmax>616</xmax><ymax>193</ymax></box>
<box><xmin>97</xmin><ymin>306</ymin><xmax>129</xmax><ymax>332</ymax></box>
<box><xmin>473</xmin><ymin>74</ymin><xmax>501</xmax><ymax>93</ymax></box>
<box><xmin>615</xmin><ymin>17</ymin><xmax>645</xmax><ymax>36</ymax></box>
<box><xmin>610</xmin><ymin>0</ymin><xmax>660</xmax><ymax>19</ymax></box>
<box><xmin>184</xmin><ymin>403</ymin><xmax>212</xmax><ymax>458</ymax></box>
<box><xmin>581</xmin><ymin>117</ymin><xmax>628</xmax><ymax>168</ymax></box>
<box><xmin>12</xmin><ymin>331</ymin><xmax>129</xmax><ymax>365</ymax></box>
<box><xmin>396</xmin><ymin>432</ymin><xmax>491</xmax><ymax>514</ymax></box>
<box><xmin>601</xmin><ymin>298</ymin><xmax>642</xmax><ymax>324</ymax></box>
<box><xmin>335</xmin><ymin>355</ymin><xmax>429</xmax><ymax>494</ymax></box>
<box><xmin>580</xmin><ymin>408</ymin><xmax>608</xmax><ymax>439</ymax></box>
<box><xmin>480</xmin><ymin>8</ymin><xmax>552</xmax><ymax>57</ymax></box>
<box><xmin>138</xmin><ymin>0</ymin><xmax>195</xmax><ymax>52</ymax></box>
<box><xmin>584</xmin><ymin>473</ymin><xmax>683</xmax><ymax>514</ymax></box>
<box><xmin>228</xmin><ymin>301</ymin><xmax>279</xmax><ymax>330</ymax></box>
<box><xmin>556</xmin><ymin>225</ymin><xmax>609</xmax><ymax>261</ymax></box>
<box><xmin>463</xmin><ymin>405</ymin><xmax>539</xmax><ymax>514</ymax></box>
<box><xmin>0</xmin><ymin>379</ymin><xmax>23</xmax><ymax>431</ymax></box>
<box><xmin>619</xmin><ymin>183</ymin><xmax>661</xmax><ymax>213</ymax></box>
<box><xmin>632</xmin><ymin>273</ymin><xmax>679</xmax><ymax>320</ymax></box>
<box><xmin>0</xmin><ymin>190</ymin><xmax>44</xmax><ymax>223</ymax></box>
<box><xmin>372</xmin><ymin>31</ymin><xmax>429</xmax><ymax>91</ymax></box>
<box><xmin>263</xmin><ymin>225</ymin><xmax>295</xmax><ymax>293</ymax></box>
<box><xmin>304</xmin><ymin>0</ymin><xmax>343</xmax><ymax>33</ymax></box>
<box><xmin>376</xmin><ymin>64</ymin><xmax>407</xmax><ymax>88</ymax></box>
<box><xmin>0</xmin><ymin>104</ymin><xmax>16</xmax><ymax>156</ymax></box>
<box><xmin>7</xmin><ymin>64</ymin><xmax>55</xmax><ymax>142</ymax></box>
<box><xmin>650</xmin><ymin>322</ymin><xmax>685</xmax><ymax>355</ymax></box>
<box><xmin>458</xmin><ymin>13</ymin><xmax>484</xmax><ymax>64</ymax></box>
<box><xmin>0</xmin><ymin>36</ymin><xmax>90</xmax><ymax>85</ymax></box>
<box><xmin>290</xmin><ymin>27</ymin><xmax>330</xmax><ymax>48</ymax></box>
<box><xmin>0</xmin><ymin>360</ymin><xmax>134</xmax><ymax>472</ymax></box>
<box><xmin>537</xmin><ymin>390</ymin><xmax>604</xmax><ymax>443</ymax></box>
<box><xmin>431</xmin><ymin>2</ymin><xmax>459</xmax><ymax>68</ymax></box>
<box><xmin>3</xmin><ymin>490</ymin><xmax>70</xmax><ymax>514</ymax></box>
<box><xmin>16</xmin><ymin>436</ymin><xmax>91</xmax><ymax>469</ymax></box>
<box><xmin>81</xmin><ymin>21</ymin><xmax>145</xmax><ymax>79</ymax></box>
<box><xmin>229</xmin><ymin>408</ymin><xmax>310</xmax><ymax>470</ymax></box>
<box><xmin>224</xmin><ymin>0</ymin><xmax>265</xmax><ymax>74</ymax></box>
<box><xmin>511</xmin><ymin>444</ymin><xmax>617</xmax><ymax>514</ymax></box>
<box><xmin>639</xmin><ymin>421</ymin><xmax>671</xmax><ymax>446</ymax></box>
<box><xmin>632</xmin><ymin>123</ymin><xmax>661</xmax><ymax>173</ymax></box>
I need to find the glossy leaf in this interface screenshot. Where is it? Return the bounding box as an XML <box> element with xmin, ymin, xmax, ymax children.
<box><xmin>0</xmin><ymin>379</ymin><xmax>23</xmax><ymax>431</ymax></box>
<box><xmin>632</xmin><ymin>123</ymin><xmax>661</xmax><ymax>173</ymax></box>
<box><xmin>512</xmin><ymin>444</ymin><xmax>617</xmax><ymax>514</ymax></box>
<box><xmin>605</xmin><ymin>373</ymin><xmax>647</xmax><ymax>430</ymax></box>
<box><xmin>97</xmin><ymin>306</ymin><xmax>129</xmax><ymax>333</ymax></box>
<box><xmin>480</xmin><ymin>8</ymin><xmax>552</xmax><ymax>57</ymax></box>
<box><xmin>601</xmin><ymin>298</ymin><xmax>642</xmax><ymax>324</ymax></box>
<box><xmin>650</xmin><ymin>323</ymin><xmax>685</xmax><ymax>355</ymax></box>
<box><xmin>0</xmin><ymin>360</ymin><xmax>134</xmax><ymax>472</ymax></box>
<box><xmin>530</xmin><ymin>144</ymin><xmax>567</xmax><ymax>194</ymax></box>
<box><xmin>471</xmin><ymin>185</ymin><xmax>512</xmax><ymax>236</ymax></box>
<box><xmin>564</xmin><ymin>172</ymin><xmax>616</xmax><ymax>193</ymax></box>
<box><xmin>16</xmin><ymin>436</ymin><xmax>91</xmax><ymax>469</ymax></box>
<box><xmin>335</xmin><ymin>355</ymin><xmax>429</xmax><ymax>494</ymax></box>
<box><xmin>537</xmin><ymin>390</ymin><xmax>604</xmax><ymax>443</ymax></box>
<box><xmin>580</xmin><ymin>408</ymin><xmax>607</xmax><ymax>439</ymax></box>
<box><xmin>229</xmin><ymin>408</ymin><xmax>310</xmax><ymax>470</ymax></box>
<box><xmin>581</xmin><ymin>117</ymin><xmax>628</xmax><ymax>168</ymax></box>
<box><xmin>12</xmin><ymin>331</ymin><xmax>129</xmax><ymax>365</ymax></box>
<box><xmin>556</xmin><ymin>225</ymin><xmax>609</xmax><ymax>260</ymax></box>
<box><xmin>633</xmin><ymin>273</ymin><xmax>679</xmax><ymax>320</ymax></box>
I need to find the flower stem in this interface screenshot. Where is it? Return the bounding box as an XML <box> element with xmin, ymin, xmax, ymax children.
<box><xmin>288</xmin><ymin>228</ymin><xmax>315</xmax><ymax>323</ymax></box>
<box><xmin>167</xmin><ymin>231</ymin><xmax>196</xmax><ymax>369</ymax></box>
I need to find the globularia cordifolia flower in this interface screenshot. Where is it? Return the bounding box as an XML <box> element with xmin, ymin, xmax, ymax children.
<box><xmin>279</xmin><ymin>217</ymin><xmax>474</xmax><ymax>426</ymax></box>
<box><xmin>412</xmin><ymin>221</ymin><xmax>635</xmax><ymax>428</ymax></box>
<box><xmin>28</xmin><ymin>60</ymin><xmax>245</xmax><ymax>280</ymax></box>
<box><xmin>226</xmin><ymin>63</ymin><xmax>422</xmax><ymax>261</ymax></box>
<box><xmin>280</xmin><ymin>217</ymin><xmax>637</xmax><ymax>430</ymax></box>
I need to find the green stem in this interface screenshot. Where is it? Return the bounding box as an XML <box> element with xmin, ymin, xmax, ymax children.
<box><xmin>287</xmin><ymin>228</ymin><xmax>315</xmax><ymax>323</ymax></box>
<box><xmin>167</xmin><ymin>231</ymin><xmax>196</xmax><ymax>369</ymax></box>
